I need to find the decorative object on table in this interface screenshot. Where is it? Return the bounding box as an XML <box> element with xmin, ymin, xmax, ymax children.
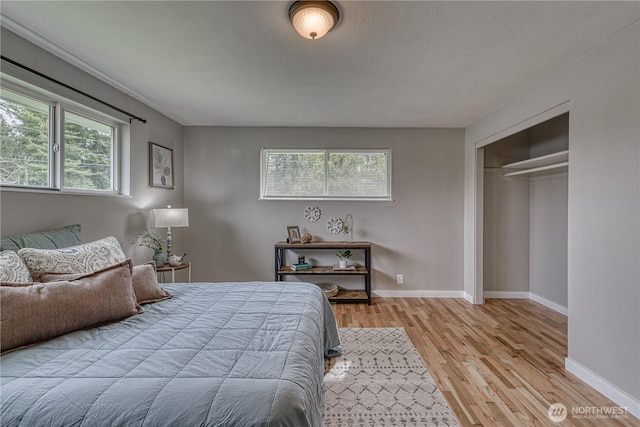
<box><xmin>327</xmin><ymin>217</ymin><xmax>344</xmax><ymax>234</ymax></box>
<box><xmin>152</xmin><ymin>251</ymin><xmax>165</xmax><ymax>268</ymax></box>
<box><xmin>287</xmin><ymin>226</ymin><xmax>301</xmax><ymax>243</ymax></box>
<box><xmin>316</xmin><ymin>282</ymin><xmax>339</xmax><ymax>298</ymax></box>
<box><xmin>303</xmin><ymin>205</ymin><xmax>321</xmax><ymax>222</ymax></box>
<box><xmin>168</xmin><ymin>253</ymin><xmax>187</xmax><ymax>267</ymax></box>
<box><xmin>343</xmin><ymin>213</ymin><xmax>353</xmax><ymax>242</ymax></box>
<box><xmin>298</xmin><ymin>255</ymin><xmax>305</xmax><ymax>264</ymax></box>
<box><xmin>150</xmin><ymin>205</ymin><xmax>189</xmax><ymax>258</ymax></box>
<box><xmin>336</xmin><ymin>250</ymin><xmax>352</xmax><ymax>268</ymax></box>
<box><xmin>136</xmin><ymin>230</ymin><xmax>165</xmax><ymax>267</ymax></box>
<box><xmin>149</xmin><ymin>142</ymin><xmax>174</xmax><ymax>189</ymax></box>
<box><xmin>290</xmin><ymin>262</ymin><xmax>313</xmax><ymax>271</ymax></box>
<box><xmin>301</xmin><ymin>232</ymin><xmax>313</xmax><ymax>243</ymax></box>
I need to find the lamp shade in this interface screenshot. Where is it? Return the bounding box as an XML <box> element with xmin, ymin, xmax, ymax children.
<box><xmin>151</xmin><ymin>208</ymin><xmax>189</xmax><ymax>228</ymax></box>
<box><xmin>289</xmin><ymin>1</ymin><xmax>339</xmax><ymax>40</ymax></box>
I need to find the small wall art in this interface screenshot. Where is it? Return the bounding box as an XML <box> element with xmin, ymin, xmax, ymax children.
<box><xmin>287</xmin><ymin>226</ymin><xmax>301</xmax><ymax>243</ymax></box>
<box><xmin>304</xmin><ymin>206</ymin><xmax>321</xmax><ymax>222</ymax></box>
<box><xmin>149</xmin><ymin>142</ymin><xmax>174</xmax><ymax>189</ymax></box>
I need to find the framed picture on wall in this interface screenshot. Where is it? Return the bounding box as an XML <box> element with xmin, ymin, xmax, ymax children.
<box><xmin>287</xmin><ymin>226</ymin><xmax>301</xmax><ymax>244</ymax></box>
<box><xmin>149</xmin><ymin>142</ymin><xmax>174</xmax><ymax>189</ymax></box>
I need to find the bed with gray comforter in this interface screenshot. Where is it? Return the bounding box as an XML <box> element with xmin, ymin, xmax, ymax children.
<box><xmin>1</xmin><ymin>281</ymin><xmax>340</xmax><ymax>426</ymax></box>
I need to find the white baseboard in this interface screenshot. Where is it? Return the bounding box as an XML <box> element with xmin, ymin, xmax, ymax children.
<box><xmin>372</xmin><ymin>290</ymin><xmax>466</xmax><ymax>298</ymax></box>
<box><xmin>529</xmin><ymin>292</ymin><xmax>568</xmax><ymax>316</ymax></box>
<box><xmin>372</xmin><ymin>290</ymin><xmax>567</xmax><ymax>316</ymax></box>
<box><xmin>371</xmin><ymin>290</ymin><xmax>567</xmax><ymax>316</ymax></box>
<box><xmin>484</xmin><ymin>291</ymin><xmax>568</xmax><ymax>316</ymax></box>
<box><xmin>484</xmin><ymin>291</ymin><xmax>530</xmax><ymax>299</ymax></box>
<box><xmin>565</xmin><ymin>358</ymin><xmax>640</xmax><ymax>420</ymax></box>
<box><xmin>463</xmin><ymin>292</ymin><xmax>476</xmax><ymax>304</ymax></box>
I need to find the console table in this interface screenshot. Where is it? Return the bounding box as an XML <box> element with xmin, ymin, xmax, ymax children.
<box><xmin>274</xmin><ymin>241</ymin><xmax>371</xmax><ymax>305</ymax></box>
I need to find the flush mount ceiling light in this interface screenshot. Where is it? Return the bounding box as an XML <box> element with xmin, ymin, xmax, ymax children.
<box><xmin>289</xmin><ymin>1</ymin><xmax>340</xmax><ymax>40</ymax></box>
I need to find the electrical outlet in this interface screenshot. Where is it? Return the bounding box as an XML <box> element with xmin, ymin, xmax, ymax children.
<box><xmin>396</xmin><ymin>274</ymin><xmax>404</xmax><ymax>285</ymax></box>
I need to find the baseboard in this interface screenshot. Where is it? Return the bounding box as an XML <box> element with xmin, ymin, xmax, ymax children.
<box><xmin>372</xmin><ymin>290</ymin><xmax>466</xmax><ymax>298</ymax></box>
<box><xmin>371</xmin><ymin>290</ymin><xmax>567</xmax><ymax>316</ymax></box>
<box><xmin>565</xmin><ymin>358</ymin><xmax>640</xmax><ymax>420</ymax></box>
<box><xmin>463</xmin><ymin>292</ymin><xmax>476</xmax><ymax>304</ymax></box>
<box><xmin>484</xmin><ymin>291</ymin><xmax>530</xmax><ymax>299</ymax></box>
<box><xmin>484</xmin><ymin>291</ymin><xmax>568</xmax><ymax>316</ymax></box>
<box><xmin>529</xmin><ymin>292</ymin><xmax>568</xmax><ymax>316</ymax></box>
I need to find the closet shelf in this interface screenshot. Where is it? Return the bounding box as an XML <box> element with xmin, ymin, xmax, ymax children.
<box><xmin>502</xmin><ymin>150</ymin><xmax>568</xmax><ymax>177</ymax></box>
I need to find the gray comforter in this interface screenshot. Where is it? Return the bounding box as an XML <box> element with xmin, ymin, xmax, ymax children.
<box><xmin>1</xmin><ymin>282</ymin><xmax>340</xmax><ymax>426</ymax></box>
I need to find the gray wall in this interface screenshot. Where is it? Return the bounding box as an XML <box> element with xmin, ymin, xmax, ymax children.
<box><xmin>0</xmin><ymin>29</ymin><xmax>186</xmax><ymax>264</ymax></box>
<box><xmin>465</xmin><ymin>22</ymin><xmax>639</xmax><ymax>404</ymax></box>
<box><xmin>183</xmin><ymin>127</ymin><xmax>465</xmax><ymax>294</ymax></box>
<box><xmin>529</xmin><ymin>171</ymin><xmax>567</xmax><ymax>307</ymax></box>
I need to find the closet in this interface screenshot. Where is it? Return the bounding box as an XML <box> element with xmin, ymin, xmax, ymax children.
<box><xmin>483</xmin><ymin>113</ymin><xmax>568</xmax><ymax>313</ymax></box>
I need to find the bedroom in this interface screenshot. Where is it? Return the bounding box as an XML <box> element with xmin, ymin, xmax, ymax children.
<box><xmin>1</xmin><ymin>1</ymin><xmax>638</xmax><ymax>425</ymax></box>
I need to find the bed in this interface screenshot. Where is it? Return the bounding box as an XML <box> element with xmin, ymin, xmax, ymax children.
<box><xmin>1</xmin><ymin>226</ymin><xmax>340</xmax><ymax>427</ymax></box>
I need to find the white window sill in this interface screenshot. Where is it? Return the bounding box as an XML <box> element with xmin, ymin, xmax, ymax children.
<box><xmin>1</xmin><ymin>186</ymin><xmax>132</xmax><ymax>198</ymax></box>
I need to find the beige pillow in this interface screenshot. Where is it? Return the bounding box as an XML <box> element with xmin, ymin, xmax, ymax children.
<box><xmin>0</xmin><ymin>250</ymin><xmax>33</xmax><ymax>283</ymax></box>
<box><xmin>132</xmin><ymin>262</ymin><xmax>172</xmax><ymax>304</ymax></box>
<box><xmin>18</xmin><ymin>236</ymin><xmax>126</xmax><ymax>281</ymax></box>
<box><xmin>0</xmin><ymin>259</ymin><xmax>142</xmax><ymax>354</ymax></box>
<box><xmin>41</xmin><ymin>261</ymin><xmax>172</xmax><ymax>305</ymax></box>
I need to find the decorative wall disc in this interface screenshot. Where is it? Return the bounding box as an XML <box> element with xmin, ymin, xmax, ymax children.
<box><xmin>327</xmin><ymin>217</ymin><xmax>344</xmax><ymax>234</ymax></box>
<box><xmin>304</xmin><ymin>206</ymin><xmax>321</xmax><ymax>222</ymax></box>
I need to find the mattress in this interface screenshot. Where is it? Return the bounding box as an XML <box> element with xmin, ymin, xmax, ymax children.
<box><xmin>1</xmin><ymin>281</ymin><xmax>340</xmax><ymax>426</ymax></box>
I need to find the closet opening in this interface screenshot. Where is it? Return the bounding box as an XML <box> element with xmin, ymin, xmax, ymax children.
<box><xmin>482</xmin><ymin>112</ymin><xmax>569</xmax><ymax>315</ymax></box>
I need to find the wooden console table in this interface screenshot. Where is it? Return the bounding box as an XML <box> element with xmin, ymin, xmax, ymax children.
<box><xmin>274</xmin><ymin>241</ymin><xmax>371</xmax><ymax>305</ymax></box>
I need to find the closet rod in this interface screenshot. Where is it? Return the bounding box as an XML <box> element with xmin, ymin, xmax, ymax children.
<box><xmin>1</xmin><ymin>56</ymin><xmax>147</xmax><ymax>124</ymax></box>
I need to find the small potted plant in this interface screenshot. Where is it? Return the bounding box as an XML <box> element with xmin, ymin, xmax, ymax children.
<box><xmin>137</xmin><ymin>230</ymin><xmax>165</xmax><ymax>267</ymax></box>
<box><xmin>336</xmin><ymin>250</ymin><xmax>352</xmax><ymax>268</ymax></box>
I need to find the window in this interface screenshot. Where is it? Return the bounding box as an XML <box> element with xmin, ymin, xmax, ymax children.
<box><xmin>0</xmin><ymin>89</ymin><xmax>51</xmax><ymax>187</ymax></box>
<box><xmin>1</xmin><ymin>84</ymin><xmax>120</xmax><ymax>193</ymax></box>
<box><xmin>63</xmin><ymin>112</ymin><xmax>115</xmax><ymax>191</ymax></box>
<box><xmin>260</xmin><ymin>148</ymin><xmax>391</xmax><ymax>200</ymax></box>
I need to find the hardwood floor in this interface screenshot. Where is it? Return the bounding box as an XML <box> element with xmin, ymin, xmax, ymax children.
<box><xmin>331</xmin><ymin>298</ymin><xmax>638</xmax><ymax>426</ymax></box>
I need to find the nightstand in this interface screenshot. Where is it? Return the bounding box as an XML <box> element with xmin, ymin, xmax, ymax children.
<box><xmin>156</xmin><ymin>262</ymin><xmax>191</xmax><ymax>283</ymax></box>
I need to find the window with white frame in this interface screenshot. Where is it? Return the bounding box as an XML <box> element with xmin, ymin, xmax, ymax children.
<box><xmin>0</xmin><ymin>83</ymin><xmax>121</xmax><ymax>193</ymax></box>
<box><xmin>260</xmin><ymin>148</ymin><xmax>391</xmax><ymax>200</ymax></box>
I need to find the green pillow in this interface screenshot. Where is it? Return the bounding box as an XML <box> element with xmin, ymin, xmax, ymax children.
<box><xmin>0</xmin><ymin>224</ymin><xmax>81</xmax><ymax>252</ymax></box>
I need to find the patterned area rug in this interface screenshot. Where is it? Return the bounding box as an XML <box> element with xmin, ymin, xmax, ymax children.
<box><xmin>323</xmin><ymin>328</ymin><xmax>460</xmax><ymax>427</ymax></box>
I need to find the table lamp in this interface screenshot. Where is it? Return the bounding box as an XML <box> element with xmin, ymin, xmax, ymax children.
<box><xmin>150</xmin><ymin>205</ymin><xmax>189</xmax><ymax>258</ymax></box>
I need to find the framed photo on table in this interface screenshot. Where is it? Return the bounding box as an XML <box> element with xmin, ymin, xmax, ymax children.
<box><xmin>149</xmin><ymin>142</ymin><xmax>174</xmax><ymax>189</ymax></box>
<box><xmin>287</xmin><ymin>226</ymin><xmax>301</xmax><ymax>244</ymax></box>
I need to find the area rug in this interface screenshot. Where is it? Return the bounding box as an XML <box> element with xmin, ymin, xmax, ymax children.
<box><xmin>323</xmin><ymin>328</ymin><xmax>460</xmax><ymax>427</ymax></box>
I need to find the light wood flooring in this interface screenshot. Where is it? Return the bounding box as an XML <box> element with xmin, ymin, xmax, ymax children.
<box><xmin>331</xmin><ymin>298</ymin><xmax>638</xmax><ymax>426</ymax></box>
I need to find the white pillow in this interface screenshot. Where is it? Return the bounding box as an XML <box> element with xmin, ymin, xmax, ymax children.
<box><xmin>0</xmin><ymin>250</ymin><xmax>33</xmax><ymax>283</ymax></box>
<box><xmin>18</xmin><ymin>236</ymin><xmax>126</xmax><ymax>281</ymax></box>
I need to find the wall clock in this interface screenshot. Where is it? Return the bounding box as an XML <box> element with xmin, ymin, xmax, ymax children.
<box><xmin>327</xmin><ymin>217</ymin><xmax>344</xmax><ymax>234</ymax></box>
<box><xmin>304</xmin><ymin>206</ymin><xmax>321</xmax><ymax>222</ymax></box>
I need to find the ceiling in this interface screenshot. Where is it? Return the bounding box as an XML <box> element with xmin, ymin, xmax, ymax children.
<box><xmin>1</xmin><ymin>1</ymin><xmax>638</xmax><ymax>128</ymax></box>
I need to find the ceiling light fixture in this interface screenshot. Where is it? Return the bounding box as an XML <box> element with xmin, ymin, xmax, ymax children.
<box><xmin>289</xmin><ymin>1</ymin><xmax>340</xmax><ymax>40</ymax></box>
